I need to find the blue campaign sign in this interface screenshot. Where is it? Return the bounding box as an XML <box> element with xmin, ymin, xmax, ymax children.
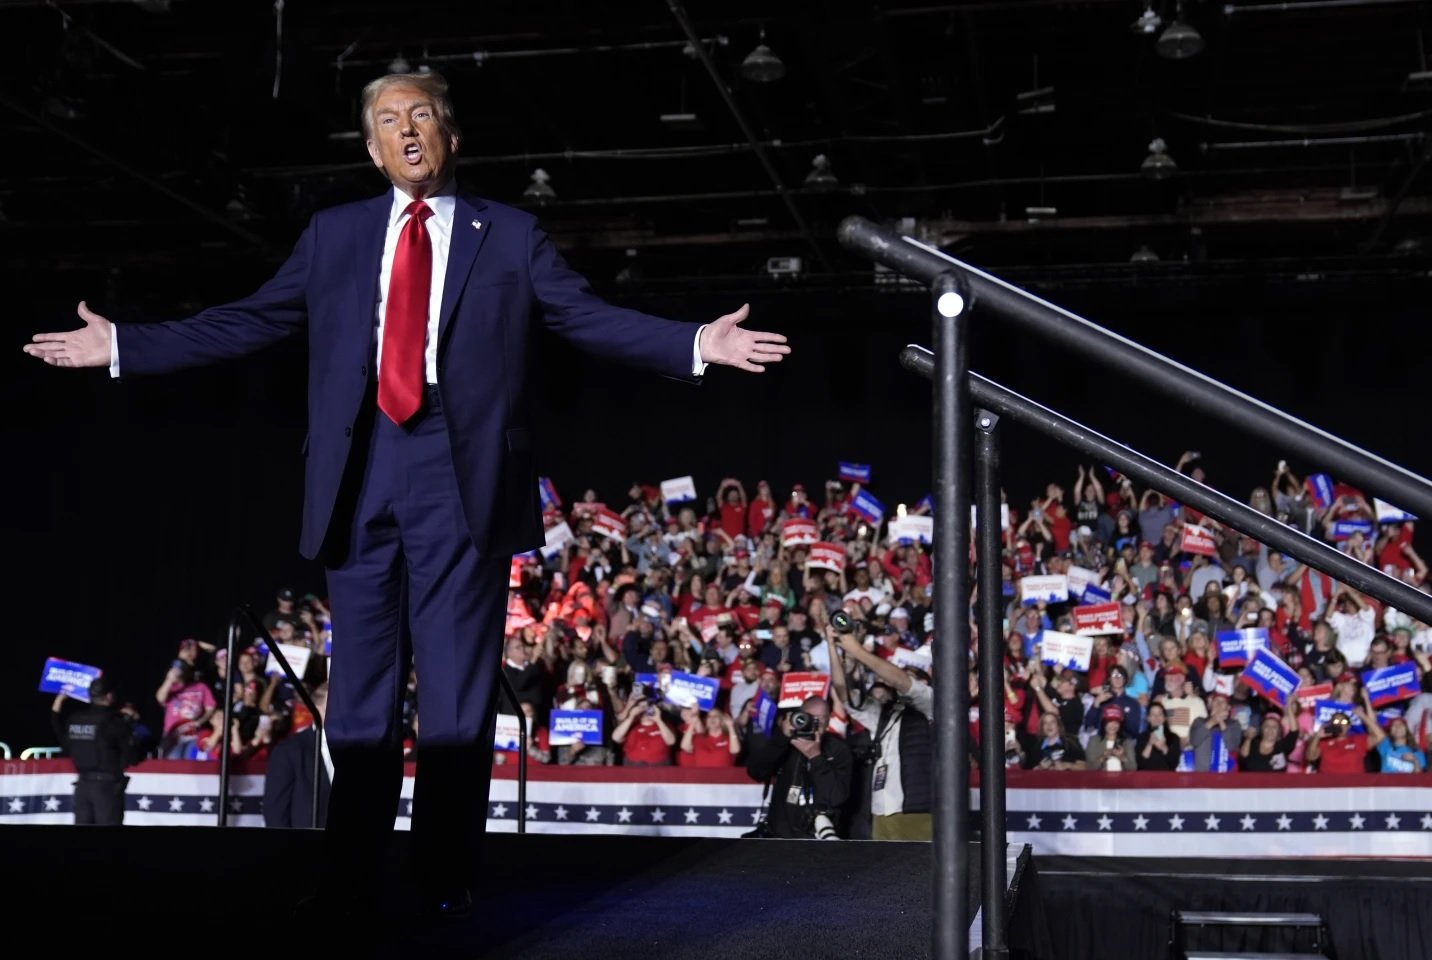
<box><xmin>38</xmin><ymin>657</ymin><xmax>102</xmax><ymax>702</ymax></box>
<box><xmin>538</xmin><ymin>476</ymin><xmax>562</xmax><ymax>511</ymax></box>
<box><xmin>1082</xmin><ymin>584</ymin><xmax>1112</xmax><ymax>604</ymax></box>
<box><xmin>916</xmin><ymin>493</ymin><xmax>934</xmax><ymax>515</ymax></box>
<box><xmin>1330</xmin><ymin>520</ymin><xmax>1374</xmax><ymax>541</ymax></box>
<box><xmin>1306</xmin><ymin>473</ymin><xmax>1334</xmax><ymax>510</ymax></box>
<box><xmin>1314</xmin><ymin>699</ymin><xmax>1366</xmax><ymax>734</ymax></box>
<box><xmin>752</xmin><ymin>688</ymin><xmax>777</xmax><ymax>735</ymax></box>
<box><xmin>1239</xmin><ymin>648</ymin><xmax>1298</xmax><ymax>708</ymax></box>
<box><xmin>838</xmin><ymin>462</ymin><xmax>872</xmax><ymax>484</ymax></box>
<box><xmin>1215</xmin><ymin>628</ymin><xmax>1268</xmax><ymax>669</ymax></box>
<box><xmin>851</xmin><ymin>489</ymin><xmax>885</xmax><ymax>526</ymax></box>
<box><xmin>1362</xmin><ymin>663</ymin><xmax>1419</xmax><ymax>708</ymax></box>
<box><xmin>663</xmin><ymin>671</ymin><xmax>720</xmax><ymax>710</ymax></box>
<box><xmin>549</xmin><ymin>710</ymin><xmax>604</xmax><ymax>746</ymax></box>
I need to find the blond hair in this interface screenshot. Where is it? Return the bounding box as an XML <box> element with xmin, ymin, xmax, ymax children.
<box><xmin>360</xmin><ymin>70</ymin><xmax>461</xmax><ymax>140</ymax></box>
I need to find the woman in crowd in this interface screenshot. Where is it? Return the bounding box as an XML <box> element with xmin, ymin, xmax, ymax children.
<box><xmin>1239</xmin><ymin>709</ymin><xmax>1301</xmax><ymax>773</ymax></box>
<box><xmin>1028</xmin><ymin>711</ymin><xmax>1085</xmax><ymax>771</ymax></box>
<box><xmin>1086</xmin><ymin>704</ymin><xmax>1138</xmax><ymax>771</ymax></box>
<box><xmin>1135</xmin><ymin>702</ymin><xmax>1181</xmax><ymax>771</ymax></box>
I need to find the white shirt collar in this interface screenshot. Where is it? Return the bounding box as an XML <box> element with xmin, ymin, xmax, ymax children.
<box><xmin>388</xmin><ymin>179</ymin><xmax>457</xmax><ymax>230</ymax></box>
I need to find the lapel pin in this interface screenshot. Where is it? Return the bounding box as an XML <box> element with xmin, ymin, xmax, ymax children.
<box><xmin>472</xmin><ymin>220</ymin><xmax>482</xmax><ymax>230</ymax></box>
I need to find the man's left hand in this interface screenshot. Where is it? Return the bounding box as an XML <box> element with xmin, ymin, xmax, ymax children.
<box><xmin>700</xmin><ymin>304</ymin><xmax>790</xmax><ymax>373</ymax></box>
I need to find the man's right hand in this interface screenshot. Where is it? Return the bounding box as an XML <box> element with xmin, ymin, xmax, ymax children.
<box><xmin>23</xmin><ymin>301</ymin><xmax>113</xmax><ymax>368</ymax></box>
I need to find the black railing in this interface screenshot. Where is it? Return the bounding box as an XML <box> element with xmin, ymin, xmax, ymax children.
<box><xmin>215</xmin><ymin>607</ymin><xmax>530</xmax><ymax>835</ymax></box>
<box><xmin>836</xmin><ymin>214</ymin><xmax>1432</xmax><ymax>960</ymax></box>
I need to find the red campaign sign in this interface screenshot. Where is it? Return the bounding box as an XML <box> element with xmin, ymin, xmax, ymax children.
<box><xmin>781</xmin><ymin>518</ymin><xmax>819</xmax><ymax>547</ymax></box>
<box><xmin>508</xmin><ymin>558</ymin><xmax>523</xmax><ymax>589</ymax></box>
<box><xmin>569</xmin><ymin>501</ymin><xmax>608</xmax><ymax>517</ymax></box>
<box><xmin>1180</xmin><ymin>523</ymin><xmax>1218</xmax><ymax>557</ymax></box>
<box><xmin>1072</xmin><ymin>602</ymin><xmax>1123</xmax><ymax>635</ymax></box>
<box><xmin>1295</xmin><ymin>681</ymin><xmax>1333</xmax><ymax>709</ymax></box>
<box><xmin>591</xmin><ymin>507</ymin><xmax>627</xmax><ymax>541</ymax></box>
<box><xmin>806</xmin><ymin>541</ymin><xmax>847</xmax><ymax>573</ymax></box>
<box><xmin>779</xmin><ymin>672</ymin><xmax>831</xmax><ymax>709</ymax></box>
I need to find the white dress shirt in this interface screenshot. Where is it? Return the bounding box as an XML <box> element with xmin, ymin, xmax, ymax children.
<box><xmin>112</xmin><ymin>182</ymin><xmax>708</xmax><ymax>379</ymax></box>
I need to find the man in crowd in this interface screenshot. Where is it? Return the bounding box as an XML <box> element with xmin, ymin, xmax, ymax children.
<box><xmin>746</xmin><ymin>696</ymin><xmax>853</xmax><ymax>838</ymax></box>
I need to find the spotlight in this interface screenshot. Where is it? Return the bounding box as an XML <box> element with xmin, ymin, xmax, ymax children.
<box><xmin>804</xmin><ymin>154</ymin><xmax>838</xmax><ymax>191</ymax></box>
<box><xmin>936</xmin><ymin>291</ymin><xmax>965</xmax><ymax>318</ymax></box>
<box><xmin>1157</xmin><ymin>18</ymin><xmax>1203</xmax><ymax>59</ymax></box>
<box><xmin>522</xmin><ymin>168</ymin><xmax>556</xmax><ymax>205</ymax></box>
<box><xmin>1141</xmin><ymin>138</ymin><xmax>1177</xmax><ymax>179</ymax></box>
<box><xmin>741</xmin><ymin>27</ymin><xmax>785</xmax><ymax>83</ymax></box>
<box><xmin>1130</xmin><ymin>244</ymin><xmax>1159</xmax><ymax>263</ymax></box>
<box><xmin>389</xmin><ymin>54</ymin><xmax>411</xmax><ymax>74</ymax></box>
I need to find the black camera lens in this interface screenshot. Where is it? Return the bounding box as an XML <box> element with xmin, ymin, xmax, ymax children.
<box><xmin>831</xmin><ymin>611</ymin><xmax>854</xmax><ymax>634</ymax></box>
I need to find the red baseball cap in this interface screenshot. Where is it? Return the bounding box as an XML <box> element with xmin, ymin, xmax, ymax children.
<box><xmin>1101</xmin><ymin>704</ymin><xmax>1125</xmax><ymax>724</ymax></box>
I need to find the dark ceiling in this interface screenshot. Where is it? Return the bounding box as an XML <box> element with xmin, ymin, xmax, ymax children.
<box><xmin>3</xmin><ymin>0</ymin><xmax>1431</xmax><ymax>297</ymax></box>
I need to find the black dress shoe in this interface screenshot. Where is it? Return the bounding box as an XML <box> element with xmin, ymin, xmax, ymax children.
<box><xmin>423</xmin><ymin>886</ymin><xmax>473</xmax><ymax>919</ymax></box>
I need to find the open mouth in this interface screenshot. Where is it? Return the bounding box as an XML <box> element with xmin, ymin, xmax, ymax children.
<box><xmin>403</xmin><ymin>142</ymin><xmax>423</xmax><ymax>164</ymax></box>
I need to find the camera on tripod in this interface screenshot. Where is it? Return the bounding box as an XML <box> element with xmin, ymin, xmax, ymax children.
<box><xmin>789</xmin><ymin>709</ymin><xmax>820</xmax><ymax>740</ymax></box>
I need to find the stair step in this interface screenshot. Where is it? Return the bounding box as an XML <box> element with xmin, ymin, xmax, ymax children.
<box><xmin>1177</xmin><ymin>911</ymin><xmax>1324</xmax><ymax>927</ymax></box>
<box><xmin>1185</xmin><ymin>953</ymin><xmax>1327</xmax><ymax>960</ymax></box>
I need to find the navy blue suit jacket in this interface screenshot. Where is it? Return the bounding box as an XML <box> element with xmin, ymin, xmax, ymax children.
<box><xmin>116</xmin><ymin>190</ymin><xmax>701</xmax><ymax>561</ymax></box>
<box><xmin>262</xmin><ymin>727</ymin><xmax>330</xmax><ymax>829</ymax></box>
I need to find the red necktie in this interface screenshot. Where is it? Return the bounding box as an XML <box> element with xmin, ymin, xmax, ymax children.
<box><xmin>378</xmin><ymin>200</ymin><xmax>435</xmax><ymax>425</ymax></box>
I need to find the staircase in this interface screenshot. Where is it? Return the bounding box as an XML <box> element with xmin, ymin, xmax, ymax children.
<box><xmin>1169</xmin><ymin>910</ymin><xmax>1332</xmax><ymax>960</ymax></box>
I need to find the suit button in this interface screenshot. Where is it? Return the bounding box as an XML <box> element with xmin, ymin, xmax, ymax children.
<box><xmin>344</xmin><ymin>427</ymin><xmax>352</xmax><ymax>438</ymax></box>
<box><xmin>360</xmin><ymin>365</ymin><xmax>368</xmax><ymax>377</ymax></box>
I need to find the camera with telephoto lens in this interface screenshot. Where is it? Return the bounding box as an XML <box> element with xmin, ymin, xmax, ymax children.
<box><xmin>831</xmin><ymin>610</ymin><xmax>865</xmax><ymax>635</ymax></box>
<box><xmin>813</xmin><ymin>812</ymin><xmax>838</xmax><ymax>840</ymax></box>
<box><xmin>789</xmin><ymin>709</ymin><xmax>820</xmax><ymax>740</ymax></box>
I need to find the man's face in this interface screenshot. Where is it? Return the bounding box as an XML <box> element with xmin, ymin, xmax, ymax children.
<box><xmin>1164</xmin><ymin>673</ymin><xmax>1185</xmax><ymax>697</ymax></box>
<box><xmin>365</xmin><ymin>82</ymin><xmax>458</xmax><ymax>196</ymax></box>
<box><xmin>772</xmin><ymin>627</ymin><xmax>790</xmax><ymax>648</ymax></box>
<box><xmin>505</xmin><ymin>638</ymin><xmax>527</xmax><ymax>665</ymax></box>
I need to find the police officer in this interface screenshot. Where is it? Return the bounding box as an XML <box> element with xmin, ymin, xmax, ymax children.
<box><xmin>51</xmin><ymin>675</ymin><xmax>144</xmax><ymax>825</ymax></box>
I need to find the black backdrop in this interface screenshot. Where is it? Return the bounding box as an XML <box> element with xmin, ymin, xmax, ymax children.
<box><xmin>4</xmin><ymin>249</ymin><xmax>1430</xmax><ymax>751</ymax></box>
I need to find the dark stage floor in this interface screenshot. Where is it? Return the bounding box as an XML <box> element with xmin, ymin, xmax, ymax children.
<box><xmin>4</xmin><ymin>826</ymin><xmax>1017</xmax><ymax>959</ymax></box>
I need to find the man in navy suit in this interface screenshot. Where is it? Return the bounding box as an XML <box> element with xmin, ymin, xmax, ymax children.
<box><xmin>25</xmin><ymin>70</ymin><xmax>789</xmax><ymax>918</ymax></box>
<box><xmin>264</xmin><ymin>683</ymin><xmax>331</xmax><ymax>829</ymax></box>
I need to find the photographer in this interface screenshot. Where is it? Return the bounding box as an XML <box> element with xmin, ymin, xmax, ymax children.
<box><xmin>746</xmin><ymin>696</ymin><xmax>852</xmax><ymax>839</ymax></box>
<box><xmin>827</xmin><ymin>622</ymin><xmax>934</xmax><ymax>840</ymax></box>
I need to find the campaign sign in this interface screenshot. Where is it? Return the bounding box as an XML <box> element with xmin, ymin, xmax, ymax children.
<box><xmin>916</xmin><ymin>493</ymin><xmax>935</xmax><ymax>514</ymax></box>
<box><xmin>1215</xmin><ymin>628</ymin><xmax>1268</xmax><ymax>669</ymax></box>
<box><xmin>540</xmin><ymin>520</ymin><xmax>575</xmax><ymax>560</ymax></box>
<box><xmin>569</xmin><ymin>501</ymin><xmax>607</xmax><ymax>517</ymax></box>
<box><xmin>39</xmin><ymin>657</ymin><xmax>102</xmax><ymax>702</ymax></box>
<box><xmin>266</xmin><ymin>643</ymin><xmax>312</xmax><ymax>681</ymax></box>
<box><xmin>838</xmin><ymin>461</ymin><xmax>872</xmax><ymax>484</ymax></box>
<box><xmin>1314</xmin><ymin>699</ymin><xmax>1365</xmax><ymax>734</ymax></box>
<box><xmin>1330</xmin><ymin>520</ymin><xmax>1374</xmax><ymax>541</ymax></box>
<box><xmin>538</xmin><ymin>476</ymin><xmax>562</xmax><ymax>511</ymax></box>
<box><xmin>548</xmin><ymin>710</ymin><xmax>604</xmax><ymax>746</ymax></box>
<box><xmin>891</xmin><ymin>645</ymin><xmax>933</xmax><ymax>672</ymax></box>
<box><xmin>1180</xmin><ymin>524</ymin><xmax>1218</xmax><ymax>557</ymax></box>
<box><xmin>850</xmin><ymin>489</ymin><xmax>885</xmax><ymax>526</ymax></box>
<box><xmin>778</xmin><ymin>672</ymin><xmax>831</xmax><ymax>709</ymax></box>
<box><xmin>887</xmin><ymin>516</ymin><xmax>934</xmax><ymax>546</ymax></box>
<box><xmin>508</xmin><ymin>557</ymin><xmax>524</xmax><ymax>589</ymax></box>
<box><xmin>661</xmin><ymin>475</ymin><xmax>698</xmax><ymax>504</ymax></box>
<box><xmin>1072</xmin><ymin>602</ymin><xmax>1123</xmax><ymax>635</ymax></box>
<box><xmin>662</xmin><ymin>670</ymin><xmax>720</xmax><ymax>710</ymax></box>
<box><xmin>591</xmin><ymin>507</ymin><xmax>628</xmax><ymax>542</ymax></box>
<box><xmin>494</xmin><ymin>713</ymin><xmax>522</xmax><ymax>751</ymax></box>
<box><xmin>1295</xmin><ymin>681</ymin><xmax>1333</xmax><ymax>709</ymax></box>
<box><xmin>781</xmin><ymin>518</ymin><xmax>819</xmax><ymax>547</ymax></box>
<box><xmin>1081</xmin><ymin>584</ymin><xmax>1112</xmax><ymax>604</ymax></box>
<box><xmin>1020</xmin><ymin>575</ymin><xmax>1069</xmax><ymax>606</ymax></box>
<box><xmin>1039</xmin><ymin>631</ymin><xmax>1095</xmax><ymax>672</ymax></box>
<box><xmin>1065</xmin><ymin>566</ymin><xmax>1100</xmax><ymax>601</ymax></box>
<box><xmin>1374</xmin><ymin>498</ymin><xmax>1417</xmax><ymax>524</ymax></box>
<box><xmin>807</xmin><ymin>542</ymin><xmax>847</xmax><ymax>573</ymax></box>
<box><xmin>1239</xmin><ymin>648</ymin><xmax>1299</xmax><ymax>708</ymax></box>
<box><xmin>1362</xmin><ymin>663</ymin><xmax>1419</xmax><ymax>708</ymax></box>
<box><xmin>1306</xmin><ymin>473</ymin><xmax>1334</xmax><ymax>510</ymax></box>
<box><xmin>752</xmin><ymin>688</ymin><xmax>777</xmax><ymax>735</ymax></box>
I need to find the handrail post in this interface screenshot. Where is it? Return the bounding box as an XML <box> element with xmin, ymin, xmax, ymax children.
<box><xmin>496</xmin><ymin>669</ymin><xmax>528</xmax><ymax>836</ymax></box>
<box><xmin>931</xmin><ymin>271</ymin><xmax>973</xmax><ymax>960</ymax></box>
<box><xmin>217</xmin><ymin>616</ymin><xmax>239</xmax><ymax>827</ymax></box>
<box><xmin>975</xmin><ymin>410</ymin><xmax>1009</xmax><ymax>960</ymax></box>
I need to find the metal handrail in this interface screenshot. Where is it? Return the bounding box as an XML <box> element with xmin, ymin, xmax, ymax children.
<box><xmin>839</xmin><ymin>215</ymin><xmax>1432</xmax><ymax>522</ymax></box>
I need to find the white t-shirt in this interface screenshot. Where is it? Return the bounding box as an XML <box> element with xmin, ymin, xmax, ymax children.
<box><xmin>1328</xmin><ymin>607</ymin><xmax>1376</xmax><ymax>666</ymax></box>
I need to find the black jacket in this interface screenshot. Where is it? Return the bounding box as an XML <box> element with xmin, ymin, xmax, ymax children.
<box><xmin>263</xmin><ymin>728</ymin><xmax>331</xmax><ymax>828</ymax></box>
<box><xmin>747</xmin><ymin>729</ymin><xmax>853</xmax><ymax>838</ymax></box>
<box><xmin>53</xmin><ymin>702</ymin><xmax>141</xmax><ymax>777</ymax></box>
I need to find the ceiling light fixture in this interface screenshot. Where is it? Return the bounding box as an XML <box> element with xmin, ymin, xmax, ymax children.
<box><xmin>389</xmin><ymin>53</ymin><xmax>411</xmax><ymax>74</ymax></box>
<box><xmin>1157</xmin><ymin>7</ymin><xmax>1204</xmax><ymax>60</ymax></box>
<box><xmin>741</xmin><ymin>26</ymin><xmax>785</xmax><ymax>83</ymax></box>
<box><xmin>804</xmin><ymin>154</ymin><xmax>838</xmax><ymax>191</ymax></box>
<box><xmin>1130</xmin><ymin>244</ymin><xmax>1160</xmax><ymax>263</ymax></box>
<box><xmin>1141</xmin><ymin>137</ymin><xmax>1177</xmax><ymax>179</ymax></box>
<box><xmin>522</xmin><ymin>168</ymin><xmax>556</xmax><ymax>205</ymax></box>
<box><xmin>1131</xmin><ymin>2</ymin><xmax>1162</xmax><ymax>35</ymax></box>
